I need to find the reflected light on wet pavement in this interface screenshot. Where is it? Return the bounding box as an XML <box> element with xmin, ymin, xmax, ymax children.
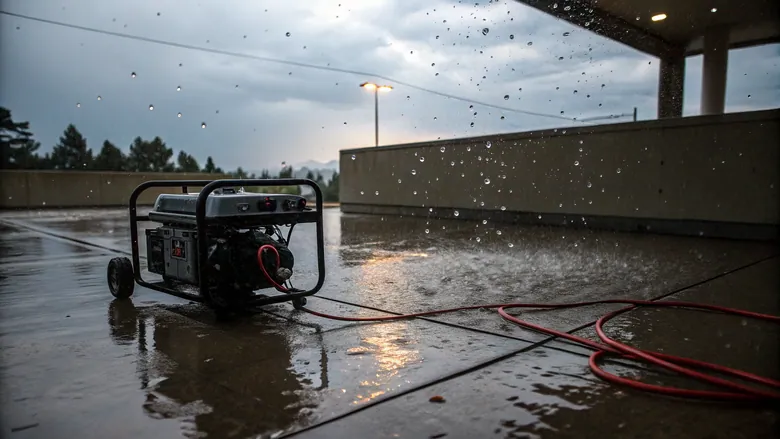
<box><xmin>0</xmin><ymin>208</ymin><xmax>777</xmax><ymax>439</ymax></box>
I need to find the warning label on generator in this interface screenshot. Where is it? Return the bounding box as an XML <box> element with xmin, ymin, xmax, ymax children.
<box><xmin>171</xmin><ymin>239</ymin><xmax>186</xmax><ymax>259</ymax></box>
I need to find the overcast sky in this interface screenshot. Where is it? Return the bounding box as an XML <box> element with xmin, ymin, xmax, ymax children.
<box><xmin>1</xmin><ymin>0</ymin><xmax>778</xmax><ymax>171</ymax></box>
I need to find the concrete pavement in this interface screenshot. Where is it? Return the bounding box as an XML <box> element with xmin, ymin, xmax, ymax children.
<box><xmin>0</xmin><ymin>208</ymin><xmax>777</xmax><ymax>439</ymax></box>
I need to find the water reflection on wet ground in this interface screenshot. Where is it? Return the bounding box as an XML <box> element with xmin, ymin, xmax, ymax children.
<box><xmin>0</xmin><ymin>208</ymin><xmax>777</xmax><ymax>438</ymax></box>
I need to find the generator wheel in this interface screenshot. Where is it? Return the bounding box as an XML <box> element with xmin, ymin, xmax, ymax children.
<box><xmin>107</xmin><ymin>257</ymin><xmax>135</xmax><ymax>299</ymax></box>
<box><xmin>292</xmin><ymin>297</ymin><xmax>307</xmax><ymax>310</ymax></box>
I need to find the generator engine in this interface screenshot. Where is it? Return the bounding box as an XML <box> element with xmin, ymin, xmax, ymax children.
<box><xmin>145</xmin><ymin>188</ymin><xmax>307</xmax><ymax>305</ymax></box>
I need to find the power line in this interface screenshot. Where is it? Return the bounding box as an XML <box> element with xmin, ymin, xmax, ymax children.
<box><xmin>1</xmin><ymin>10</ymin><xmax>584</xmax><ymax>124</ymax></box>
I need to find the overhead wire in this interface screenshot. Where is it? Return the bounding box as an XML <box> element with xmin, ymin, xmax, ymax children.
<box><xmin>1</xmin><ymin>10</ymin><xmax>588</xmax><ymax>124</ymax></box>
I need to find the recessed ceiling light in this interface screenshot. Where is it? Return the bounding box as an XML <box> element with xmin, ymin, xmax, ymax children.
<box><xmin>711</xmin><ymin>8</ymin><xmax>718</xmax><ymax>13</ymax></box>
<box><xmin>651</xmin><ymin>13</ymin><xmax>667</xmax><ymax>21</ymax></box>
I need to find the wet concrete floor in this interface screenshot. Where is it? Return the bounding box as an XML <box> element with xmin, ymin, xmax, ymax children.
<box><xmin>0</xmin><ymin>208</ymin><xmax>777</xmax><ymax>438</ymax></box>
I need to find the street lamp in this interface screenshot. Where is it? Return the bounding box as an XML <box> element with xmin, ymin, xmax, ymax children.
<box><xmin>360</xmin><ymin>82</ymin><xmax>393</xmax><ymax>146</ymax></box>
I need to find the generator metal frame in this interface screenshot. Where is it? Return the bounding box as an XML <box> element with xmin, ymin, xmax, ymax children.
<box><xmin>128</xmin><ymin>178</ymin><xmax>325</xmax><ymax>307</ymax></box>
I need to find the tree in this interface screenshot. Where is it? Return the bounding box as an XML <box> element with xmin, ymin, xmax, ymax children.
<box><xmin>1</xmin><ymin>107</ymin><xmax>35</xmax><ymax>169</ymax></box>
<box><xmin>314</xmin><ymin>171</ymin><xmax>326</xmax><ymax>187</ymax></box>
<box><xmin>50</xmin><ymin>124</ymin><xmax>93</xmax><ymax>170</ymax></box>
<box><xmin>202</xmin><ymin>156</ymin><xmax>224</xmax><ymax>173</ymax></box>
<box><xmin>127</xmin><ymin>136</ymin><xmax>173</xmax><ymax>172</ymax></box>
<box><xmin>231</xmin><ymin>166</ymin><xmax>248</xmax><ymax>179</ymax></box>
<box><xmin>176</xmin><ymin>151</ymin><xmax>200</xmax><ymax>172</ymax></box>
<box><xmin>260</xmin><ymin>169</ymin><xmax>271</xmax><ymax>179</ymax></box>
<box><xmin>0</xmin><ymin>107</ymin><xmax>32</xmax><ymax>146</ymax></box>
<box><xmin>93</xmin><ymin>140</ymin><xmax>126</xmax><ymax>171</ymax></box>
<box><xmin>3</xmin><ymin>139</ymin><xmax>43</xmax><ymax>169</ymax></box>
<box><xmin>16</xmin><ymin>140</ymin><xmax>43</xmax><ymax>169</ymax></box>
<box><xmin>278</xmin><ymin>165</ymin><xmax>293</xmax><ymax>178</ymax></box>
<box><xmin>305</xmin><ymin>170</ymin><xmax>315</xmax><ymax>180</ymax></box>
<box><xmin>324</xmin><ymin>171</ymin><xmax>339</xmax><ymax>202</ymax></box>
<box><xmin>37</xmin><ymin>152</ymin><xmax>54</xmax><ymax>170</ymax></box>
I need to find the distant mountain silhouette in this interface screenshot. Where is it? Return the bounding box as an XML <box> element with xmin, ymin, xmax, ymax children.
<box><xmin>246</xmin><ymin>159</ymin><xmax>338</xmax><ymax>181</ymax></box>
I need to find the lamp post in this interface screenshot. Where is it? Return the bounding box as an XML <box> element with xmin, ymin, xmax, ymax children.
<box><xmin>360</xmin><ymin>82</ymin><xmax>393</xmax><ymax>146</ymax></box>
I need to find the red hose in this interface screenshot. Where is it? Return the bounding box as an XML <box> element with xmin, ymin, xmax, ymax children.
<box><xmin>257</xmin><ymin>245</ymin><xmax>780</xmax><ymax>402</ymax></box>
<box><xmin>257</xmin><ymin>245</ymin><xmax>290</xmax><ymax>292</ymax></box>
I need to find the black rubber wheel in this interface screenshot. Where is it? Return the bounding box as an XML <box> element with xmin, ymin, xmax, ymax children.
<box><xmin>107</xmin><ymin>257</ymin><xmax>135</xmax><ymax>299</ymax></box>
<box><xmin>292</xmin><ymin>297</ymin><xmax>307</xmax><ymax>310</ymax></box>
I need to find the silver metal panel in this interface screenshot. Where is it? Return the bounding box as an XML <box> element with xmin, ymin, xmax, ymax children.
<box><xmin>152</xmin><ymin>225</ymin><xmax>199</xmax><ymax>284</ymax></box>
<box><xmin>152</xmin><ymin>192</ymin><xmax>307</xmax><ymax>218</ymax></box>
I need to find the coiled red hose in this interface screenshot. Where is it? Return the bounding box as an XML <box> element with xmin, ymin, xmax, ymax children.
<box><xmin>257</xmin><ymin>245</ymin><xmax>780</xmax><ymax>402</ymax></box>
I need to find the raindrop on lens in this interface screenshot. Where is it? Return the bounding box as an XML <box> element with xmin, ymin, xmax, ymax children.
<box><xmin>420</xmin><ymin>157</ymin><xmax>425</xmax><ymax>162</ymax></box>
<box><xmin>500</xmin><ymin>206</ymin><xmax>506</xmax><ymax>211</ymax></box>
<box><xmin>425</xmin><ymin>229</ymin><xmax>430</xmax><ymax>234</ymax></box>
<box><xmin>286</xmin><ymin>32</ymin><xmax>291</xmax><ymax>37</ymax></box>
<box><xmin>201</xmin><ymin>122</ymin><xmax>207</xmax><ymax>128</ymax></box>
<box><xmin>131</xmin><ymin>72</ymin><xmax>136</xmax><ymax>78</ymax></box>
<box><xmin>176</xmin><ymin>86</ymin><xmax>181</xmax><ymax>91</ymax></box>
<box><xmin>76</xmin><ymin>103</ymin><xmax>81</xmax><ymax>108</ymax></box>
<box><xmin>351</xmin><ymin>155</ymin><xmax>356</xmax><ymax>160</ymax></box>
<box><xmin>616</xmin><ymin>168</ymin><xmax>622</xmax><ymax>174</ymax></box>
<box><xmin>454</xmin><ymin>211</ymin><xmax>460</xmax><ymax>217</ymax></box>
<box><xmin>411</xmin><ymin>169</ymin><xmax>417</xmax><ymax>175</ymax></box>
<box><xmin>486</xmin><ymin>141</ymin><xmax>492</xmax><ymax>148</ymax></box>
<box><xmin>177</xmin><ymin>112</ymin><xmax>182</xmax><ymax>118</ymax></box>
<box><xmin>149</xmin><ymin>105</ymin><xmax>154</xmax><ymax>110</ymax></box>
<box><xmin>440</xmin><ymin>146</ymin><xmax>446</xmax><ymax>153</ymax></box>
<box><xmin>484</xmin><ymin>178</ymin><xmax>490</xmax><ymax>184</ymax></box>
<box><xmin>375</xmin><ymin>191</ymin><xmax>379</xmax><ymax>195</ymax></box>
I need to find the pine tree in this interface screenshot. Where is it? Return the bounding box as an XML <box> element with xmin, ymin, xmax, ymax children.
<box><xmin>93</xmin><ymin>140</ymin><xmax>126</xmax><ymax>171</ymax></box>
<box><xmin>128</xmin><ymin>136</ymin><xmax>173</xmax><ymax>172</ymax></box>
<box><xmin>0</xmin><ymin>107</ymin><xmax>35</xmax><ymax>169</ymax></box>
<box><xmin>279</xmin><ymin>165</ymin><xmax>293</xmax><ymax>178</ymax></box>
<box><xmin>203</xmin><ymin>156</ymin><xmax>217</xmax><ymax>173</ymax></box>
<box><xmin>176</xmin><ymin>151</ymin><xmax>200</xmax><ymax>172</ymax></box>
<box><xmin>51</xmin><ymin>124</ymin><xmax>93</xmax><ymax>170</ymax></box>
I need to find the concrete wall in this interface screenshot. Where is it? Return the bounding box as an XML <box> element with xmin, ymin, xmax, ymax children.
<box><xmin>0</xmin><ymin>171</ymin><xmax>231</xmax><ymax>209</ymax></box>
<box><xmin>340</xmin><ymin>109</ymin><xmax>779</xmax><ymax>240</ymax></box>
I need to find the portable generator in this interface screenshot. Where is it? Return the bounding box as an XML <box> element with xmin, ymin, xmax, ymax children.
<box><xmin>106</xmin><ymin>179</ymin><xmax>325</xmax><ymax>314</ymax></box>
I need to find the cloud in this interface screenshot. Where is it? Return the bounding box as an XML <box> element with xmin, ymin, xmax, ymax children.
<box><xmin>1</xmin><ymin>0</ymin><xmax>778</xmax><ymax>171</ymax></box>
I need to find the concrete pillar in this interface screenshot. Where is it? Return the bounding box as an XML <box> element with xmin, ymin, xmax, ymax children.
<box><xmin>701</xmin><ymin>26</ymin><xmax>730</xmax><ymax>115</ymax></box>
<box><xmin>658</xmin><ymin>54</ymin><xmax>684</xmax><ymax>118</ymax></box>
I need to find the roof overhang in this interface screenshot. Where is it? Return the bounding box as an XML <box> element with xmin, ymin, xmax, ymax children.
<box><xmin>515</xmin><ymin>0</ymin><xmax>780</xmax><ymax>58</ymax></box>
